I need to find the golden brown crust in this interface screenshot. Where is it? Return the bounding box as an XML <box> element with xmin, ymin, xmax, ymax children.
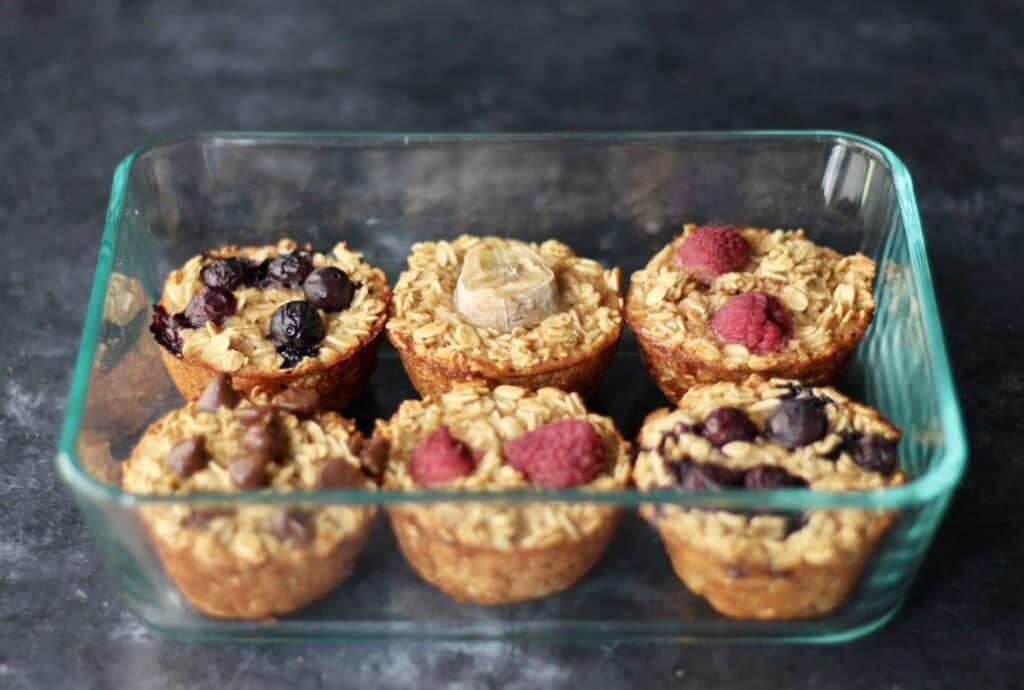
<box><xmin>160</xmin><ymin>331</ymin><xmax>382</xmax><ymax>410</ymax></box>
<box><xmin>388</xmin><ymin>507</ymin><xmax>619</xmax><ymax>604</ymax></box>
<box><xmin>123</xmin><ymin>399</ymin><xmax>377</xmax><ymax>619</ymax></box>
<box><xmin>648</xmin><ymin>512</ymin><xmax>894</xmax><ymax>619</ymax></box>
<box><xmin>156</xmin><ymin>240</ymin><xmax>390</xmax><ymax>410</ymax></box>
<box><xmin>633</xmin><ymin>378</ymin><xmax>904</xmax><ymax>619</ymax></box>
<box><xmin>392</xmin><ymin>333</ymin><xmax>620</xmax><ymax>399</ymax></box>
<box><xmin>386</xmin><ymin>236</ymin><xmax>623</xmax><ymax>397</ymax></box>
<box><xmin>376</xmin><ymin>384</ymin><xmax>632</xmax><ymax>604</ymax></box>
<box><xmin>629</xmin><ymin>316</ymin><xmax>857</xmax><ymax>403</ymax></box>
<box><xmin>625</xmin><ymin>225</ymin><xmax>875</xmax><ymax>402</ymax></box>
<box><xmin>150</xmin><ymin>517</ymin><xmax>373</xmax><ymax>619</ymax></box>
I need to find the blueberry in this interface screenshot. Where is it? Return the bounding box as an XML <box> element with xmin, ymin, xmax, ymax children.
<box><xmin>743</xmin><ymin>465</ymin><xmax>808</xmax><ymax>490</ymax></box>
<box><xmin>150</xmin><ymin>304</ymin><xmax>186</xmax><ymax>356</ymax></box>
<box><xmin>276</xmin><ymin>345</ymin><xmax>320</xmax><ymax>369</ymax></box>
<box><xmin>266</xmin><ymin>251</ymin><xmax>314</xmax><ymax>288</ymax></box>
<box><xmin>182</xmin><ymin>286</ymin><xmax>237</xmax><ymax>327</ymax></box>
<box><xmin>671</xmin><ymin>459</ymin><xmax>745</xmax><ymax>490</ymax></box>
<box><xmin>765</xmin><ymin>398</ymin><xmax>828</xmax><ymax>448</ymax></box>
<box><xmin>269</xmin><ymin>301</ymin><xmax>325</xmax><ymax>349</ymax></box>
<box><xmin>303</xmin><ymin>267</ymin><xmax>355</xmax><ymax>312</ymax></box>
<box><xmin>850</xmin><ymin>433</ymin><xmax>899</xmax><ymax>475</ymax></box>
<box><xmin>701</xmin><ymin>407</ymin><xmax>758</xmax><ymax>446</ymax></box>
<box><xmin>200</xmin><ymin>257</ymin><xmax>251</xmax><ymax>290</ymax></box>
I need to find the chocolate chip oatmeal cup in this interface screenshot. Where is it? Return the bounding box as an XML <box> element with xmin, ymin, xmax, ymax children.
<box><xmin>633</xmin><ymin>378</ymin><xmax>905</xmax><ymax>619</ymax></box>
<box><xmin>626</xmin><ymin>224</ymin><xmax>876</xmax><ymax>402</ymax></box>
<box><xmin>150</xmin><ymin>239</ymin><xmax>391</xmax><ymax>410</ymax></box>
<box><xmin>376</xmin><ymin>384</ymin><xmax>632</xmax><ymax>604</ymax></box>
<box><xmin>122</xmin><ymin>375</ymin><xmax>379</xmax><ymax>619</ymax></box>
<box><xmin>386</xmin><ymin>235</ymin><xmax>623</xmax><ymax>398</ymax></box>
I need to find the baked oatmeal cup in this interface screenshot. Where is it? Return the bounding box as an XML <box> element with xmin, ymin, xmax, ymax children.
<box><xmin>122</xmin><ymin>376</ymin><xmax>379</xmax><ymax>619</ymax></box>
<box><xmin>387</xmin><ymin>235</ymin><xmax>623</xmax><ymax>398</ymax></box>
<box><xmin>634</xmin><ymin>377</ymin><xmax>905</xmax><ymax>619</ymax></box>
<box><xmin>150</xmin><ymin>238</ymin><xmax>391</xmax><ymax>410</ymax></box>
<box><xmin>626</xmin><ymin>224</ymin><xmax>876</xmax><ymax>402</ymax></box>
<box><xmin>376</xmin><ymin>384</ymin><xmax>632</xmax><ymax>604</ymax></box>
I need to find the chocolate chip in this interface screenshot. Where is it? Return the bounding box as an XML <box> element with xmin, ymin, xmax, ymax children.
<box><xmin>271</xmin><ymin>388</ymin><xmax>321</xmax><ymax>416</ymax></box>
<box><xmin>228</xmin><ymin>456</ymin><xmax>267</xmax><ymax>488</ymax></box>
<box><xmin>168</xmin><ymin>436</ymin><xmax>208</xmax><ymax>477</ymax></box>
<box><xmin>357</xmin><ymin>437</ymin><xmax>390</xmax><ymax>478</ymax></box>
<box><xmin>271</xmin><ymin>509</ymin><xmax>314</xmax><ymax>544</ymax></box>
<box><xmin>316</xmin><ymin>457</ymin><xmax>364</xmax><ymax>488</ymax></box>
<box><xmin>196</xmin><ymin>373</ymin><xmax>241</xmax><ymax>412</ymax></box>
<box><xmin>242</xmin><ymin>425</ymin><xmax>285</xmax><ymax>464</ymax></box>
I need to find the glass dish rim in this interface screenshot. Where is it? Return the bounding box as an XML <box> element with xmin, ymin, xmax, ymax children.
<box><xmin>56</xmin><ymin>129</ymin><xmax>967</xmax><ymax>511</ymax></box>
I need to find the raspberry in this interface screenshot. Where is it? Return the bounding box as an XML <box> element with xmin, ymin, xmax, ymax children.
<box><xmin>409</xmin><ymin>426</ymin><xmax>474</xmax><ymax>485</ymax></box>
<box><xmin>503</xmin><ymin>419</ymin><xmax>605</xmax><ymax>488</ymax></box>
<box><xmin>711</xmin><ymin>291</ymin><xmax>792</xmax><ymax>354</ymax></box>
<box><xmin>675</xmin><ymin>225</ymin><xmax>751</xmax><ymax>284</ymax></box>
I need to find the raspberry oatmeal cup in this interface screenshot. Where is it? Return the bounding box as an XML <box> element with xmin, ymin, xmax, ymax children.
<box><xmin>633</xmin><ymin>377</ymin><xmax>905</xmax><ymax>619</ymax></box>
<box><xmin>387</xmin><ymin>235</ymin><xmax>623</xmax><ymax>398</ymax></box>
<box><xmin>122</xmin><ymin>375</ymin><xmax>379</xmax><ymax>619</ymax></box>
<box><xmin>626</xmin><ymin>224</ymin><xmax>876</xmax><ymax>402</ymax></box>
<box><xmin>376</xmin><ymin>384</ymin><xmax>632</xmax><ymax>604</ymax></box>
<box><xmin>150</xmin><ymin>238</ymin><xmax>391</xmax><ymax>410</ymax></box>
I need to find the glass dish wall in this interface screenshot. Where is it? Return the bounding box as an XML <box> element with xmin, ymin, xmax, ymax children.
<box><xmin>58</xmin><ymin>132</ymin><xmax>965</xmax><ymax>642</ymax></box>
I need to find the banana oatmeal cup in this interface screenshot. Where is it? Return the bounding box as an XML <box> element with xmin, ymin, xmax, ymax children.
<box><xmin>387</xmin><ymin>235</ymin><xmax>623</xmax><ymax>398</ymax></box>
<box><xmin>634</xmin><ymin>377</ymin><xmax>905</xmax><ymax>619</ymax></box>
<box><xmin>376</xmin><ymin>384</ymin><xmax>632</xmax><ymax>604</ymax></box>
<box><xmin>626</xmin><ymin>224</ymin><xmax>876</xmax><ymax>402</ymax></box>
<box><xmin>122</xmin><ymin>375</ymin><xmax>380</xmax><ymax>619</ymax></box>
<box><xmin>150</xmin><ymin>238</ymin><xmax>391</xmax><ymax>410</ymax></box>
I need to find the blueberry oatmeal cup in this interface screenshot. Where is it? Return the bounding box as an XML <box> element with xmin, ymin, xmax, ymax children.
<box><xmin>376</xmin><ymin>384</ymin><xmax>632</xmax><ymax>604</ymax></box>
<box><xmin>387</xmin><ymin>235</ymin><xmax>623</xmax><ymax>398</ymax></box>
<box><xmin>150</xmin><ymin>239</ymin><xmax>391</xmax><ymax>410</ymax></box>
<box><xmin>626</xmin><ymin>224</ymin><xmax>876</xmax><ymax>402</ymax></box>
<box><xmin>122</xmin><ymin>375</ymin><xmax>380</xmax><ymax>619</ymax></box>
<box><xmin>633</xmin><ymin>378</ymin><xmax>905</xmax><ymax>619</ymax></box>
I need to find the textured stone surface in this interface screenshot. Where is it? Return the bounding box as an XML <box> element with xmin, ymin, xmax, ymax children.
<box><xmin>1</xmin><ymin>0</ymin><xmax>1022</xmax><ymax>688</ymax></box>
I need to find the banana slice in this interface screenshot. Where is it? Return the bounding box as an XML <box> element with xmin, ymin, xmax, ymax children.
<box><xmin>454</xmin><ymin>244</ymin><xmax>560</xmax><ymax>332</ymax></box>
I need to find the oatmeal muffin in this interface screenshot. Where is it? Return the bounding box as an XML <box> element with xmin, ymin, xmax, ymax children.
<box><xmin>634</xmin><ymin>378</ymin><xmax>905</xmax><ymax>619</ymax></box>
<box><xmin>626</xmin><ymin>224</ymin><xmax>876</xmax><ymax>402</ymax></box>
<box><xmin>376</xmin><ymin>384</ymin><xmax>632</xmax><ymax>604</ymax></box>
<box><xmin>150</xmin><ymin>239</ymin><xmax>391</xmax><ymax>409</ymax></box>
<box><xmin>122</xmin><ymin>375</ymin><xmax>379</xmax><ymax>619</ymax></box>
<box><xmin>387</xmin><ymin>235</ymin><xmax>623</xmax><ymax>398</ymax></box>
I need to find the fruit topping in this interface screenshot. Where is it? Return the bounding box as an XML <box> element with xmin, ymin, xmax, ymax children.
<box><xmin>183</xmin><ymin>286</ymin><xmax>237</xmax><ymax>327</ymax></box>
<box><xmin>453</xmin><ymin>244</ymin><xmax>559</xmax><ymax>332</ymax></box>
<box><xmin>303</xmin><ymin>267</ymin><xmax>355</xmax><ymax>312</ymax></box>
<box><xmin>711</xmin><ymin>291</ymin><xmax>792</xmax><ymax>354</ymax></box>
<box><xmin>503</xmin><ymin>419</ymin><xmax>605</xmax><ymax>488</ymax></box>
<box><xmin>701</xmin><ymin>407</ymin><xmax>758</xmax><ymax>446</ymax></box>
<box><xmin>409</xmin><ymin>425</ymin><xmax>475</xmax><ymax>485</ymax></box>
<box><xmin>765</xmin><ymin>398</ymin><xmax>829</xmax><ymax>448</ymax></box>
<box><xmin>675</xmin><ymin>224</ymin><xmax>751</xmax><ymax>284</ymax></box>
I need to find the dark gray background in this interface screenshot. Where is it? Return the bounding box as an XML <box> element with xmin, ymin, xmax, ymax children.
<box><xmin>1</xmin><ymin>1</ymin><xmax>1021</xmax><ymax>688</ymax></box>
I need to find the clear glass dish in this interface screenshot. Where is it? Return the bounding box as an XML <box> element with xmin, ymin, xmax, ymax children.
<box><xmin>57</xmin><ymin>132</ymin><xmax>966</xmax><ymax>642</ymax></box>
